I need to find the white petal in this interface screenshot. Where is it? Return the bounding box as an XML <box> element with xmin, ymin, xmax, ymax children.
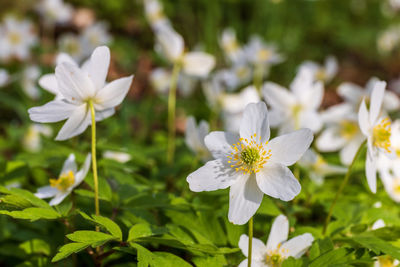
<box><xmin>299</xmin><ymin>111</ymin><xmax>323</xmax><ymax>133</ymax></box>
<box><xmin>358</xmin><ymin>99</ymin><xmax>370</xmax><ymax>136</ymax></box>
<box><xmin>256</xmin><ymin>163</ymin><xmax>301</xmax><ymax>201</ymax></box>
<box><xmin>49</xmin><ymin>192</ymin><xmax>70</xmax><ymax>206</ymax></box>
<box><xmin>186</xmin><ymin>159</ymin><xmax>242</xmax><ymax>192</ymax></box>
<box><xmin>55</xmin><ymin>62</ymin><xmax>95</xmax><ymax>102</ymax></box>
<box><xmin>281</xmin><ymin>233</ymin><xmax>314</xmax><ymax>258</ymax></box>
<box><xmin>238</xmin><ymin>234</ymin><xmax>267</xmax><ymax>260</ymax></box>
<box><xmin>204</xmin><ymin>131</ymin><xmax>239</xmax><ymax>161</ymax></box>
<box><xmin>39</xmin><ymin>74</ymin><xmax>59</xmax><ymax>95</ymax></box>
<box><xmin>87</xmin><ymin>46</ymin><xmax>110</xmax><ymax>90</ymax></box>
<box><xmin>95</xmin><ymin>108</ymin><xmax>115</xmax><ymax>122</ymax></box>
<box><xmin>182</xmin><ymin>52</ymin><xmax>215</xmax><ymax>77</ymax></box>
<box><xmin>35</xmin><ymin>186</ymin><xmax>58</xmax><ymax>199</ymax></box>
<box><xmin>156</xmin><ymin>27</ymin><xmax>184</xmax><ymax>62</ymax></box>
<box><xmin>340</xmin><ymin>138</ymin><xmax>364</xmax><ymax>165</ymax></box>
<box><xmin>228</xmin><ymin>174</ymin><xmax>263</xmax><ymax>225</ymax></box>
<box><xmin>266</xmin><ymin>215</ymin><xmax>289</xmax><ymax>251</ymax></box>
<box><xmin>262</xmin><ymin>82</ymin><xmax>295</xmax><ymax>111</ymax></box>
<box><xmin>239</xmin><ymin>102</ymin><xmax>270</xmax><ymax>144</ymax></box>
<box><xmin>300</xmin><ymin>81</ymin><xmax>323</xmax><ymax>110</ymax></box>
<box><xmin>337</xmin><ymin>82</ymin><xmax>363</xmax><ymax>104</ymax></box>
<box><xmin>267</xmin><ymin>128</ymin><xmax>313</xmax><ymax>166</ymax></box>
<box><xmin>56</xmin><ymin>53</ymin><xmax>78</xmax><ymax>66</ymax></box>
<box><xmin>325</xmin><ymin>56</ymin><xmax>338</xmax><ymax>80</ymax></box>
<box><xmin>185</xmin><ymin>116</ymin><xmax>200</xmax><ymax>152</ymax></box>
<box><xmin>55</xmin><ymin>104</ymin><xmax>90</xmax><ymax>141</ymax></box>
<box><xmin>316</xmin><ymin>127</ymin><xmax>346</xmax><ymax>152</ymax></box>
<box><xmin>383</xmin><ymin>91</ymin><xmax>400</xmax><ymax>111</ymax></box>
<box><xmin>73</xmin><ymin>153</ymin><xmax>91</xmax><ymax>187</ymax></box>
<box><xmin>366</xmin><ymin>152</ymin><xmax>377</xmax><ymax>193</ymax></box>
<box><xmin>28</xmin><ymin>100</ymin><xmax>76</xmax><ymax>123</ymax></box>
<box><xmin>369</xmin><ymin>81</ymin><xmax>386</xmax><ymax>125</ymax></box>
<box><xmin>60</xmin><ymin>154</ymin><xmax>77</xmax><ymax>174</ymax></box>
<box><xmin>94</xmin><ymin>75</ymin><xmax>133</xmax><ymax>110</ymax></box>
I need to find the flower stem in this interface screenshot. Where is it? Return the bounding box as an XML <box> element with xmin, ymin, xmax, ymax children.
<box><xmin>253</xmin><ymin>63</ymin><xmax>264</xmax><ymax>93</ymax></box>
<box><xmin>322</xmin><ymin>140</ymin><xmax>366</xmax><ymax>235</ymax></box>
<box><xmin>167</xmin><ymin>62</ymin><xmax>181</xmax><ymax>164</ymax></box>
<box><xmin>248</xmin><ymin>216</ymin><xmax>253</xmax><ymax>267</ymax></box>
<box><xmin>88</xmin><ymin>100</ymin><xmax>100</xmax><ymax>231</ymax></box>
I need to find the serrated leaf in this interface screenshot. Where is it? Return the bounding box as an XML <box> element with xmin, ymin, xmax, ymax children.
<box><xmin>19</xmin><ymin>239</ymin><xmax>50</xmax><ymax>256</ymax></box>
<box><xmin>152</xmin><ymin>252</ymin><xmax>192</xmax><ymax>267</ymax></box>
<box><xmin>351</xmin><ymin>234</ymin><xmax>400</xmax><ymax>259</ymax></box>
<box><xmin>92</xmin><ymin>215</ymin><xmax>122</xmax><ymax>241</ymax></box>
<box><xmin>52</xmin><ymin>243</ymin><xmax>89</xmax><ymax>262</ymax></box>
<box><xmin>192</xmin><ymin>255</ymin><xmax>227</xmax><ymax>267</ymax></box>
<box><xmin>0</xmin><ymin>207</ymin><xmax>60</xmax><ymax>221</ymax></box>
<box><xmin>66</xmin><ymin>231</ymin><xmax>116</xmax><ymax>247</ymax></box>
<box><xmin>309</xmin><ymin>247</ymin><xmax>351</xmax><ymax>267</ymax></box>
<box><xmin>128</xmin><ymin>223</ymin><xmax>167</xmax><ymax>242</ymax></box>
<box><xmin>0</xmin><ymin>186</ymin><xmax>50</xmax><ymax>209</ymax></box>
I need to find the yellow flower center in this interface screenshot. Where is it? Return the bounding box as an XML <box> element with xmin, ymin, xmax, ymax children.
<box><xmin>50</xmin><ymin>171</ymin><xmax>75</xmax><ymax>192</ymax></box>
<box><xmin>393</xmin><ymin>179</ymin><xmax>400</xmax><ymax>196</ymax></box>
<box><xmin>149</xmin><ymin>10</ymin><xmax>164</xmax><ymax>23</ymax></box>
<box><xmin>378</xmin><ymin>255</ymin><xmax>396</xmax><ymax>267</ymax></box>
<box><xmin>258</xmin><ymin>49</ymin><xmax>271</xmax><ymax>61</ymax></box>
<box><xmin>340</xmin><ymin>120</ymin><xmax>358</xmax><ymax>140</ymax></box>
<box><xmin>264</xmin><ymin>245</ymin><xmax>288</xmax><ymax>267</ymax></box>
<box><xmin>291</xmin><ymin>103</ymin><xmax>303</xmax><ymax>129</ymax></box>
<box><xmin>373</xmin><ymin>118</ymin><xmax>392</xmax><ymax>153</ymax></box>
<box><xmin>315</xmin><ymin>69</ymin><xmax>326</xmax><ymax>81</ymax></box>
<box><xmin>227</xmin><ymin>133</ymin><xmax>271</xmax><ymax>174</ymax></box>
<box><xmin>9</xmin><ymin>32</ymin><xmax>21</xmax><ymax>45</ymax></box>
<box><xmin>225</xmin><ymin>40</ymin><xmax>239</xmax><ymax>54</ymax></box>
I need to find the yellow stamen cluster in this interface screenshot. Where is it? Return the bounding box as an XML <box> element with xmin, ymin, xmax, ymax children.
<box><xmin>50</xmin><ymin>170</ymin><xmax>75</xmax><ymax>192</ymax></box>
<box><xmin>315</xmin><ymin>68</ymin><xmax>326</xmax><ymax>81</ymax></box>
<box><xmin>378</xmin><ymin>255</ymin><xmax>396</xmax><ymax>267</ymax></box>
<box><xmin>340</xmin><ymin>120</ymin><xmax>358</xmax><ymax>140</ymax></box>
<box><xmin>227</xmin><ymin>133</ymin><xmax>271</xmax><ymax>174</ymax></box>
<box><xmin>373</xmin><ymin>118</ymin><xmax>392</xmax><ymax>153</ymax></box>
<box><xmin>9</xmin><ymin>32</ymin><xmax>21</xmax><ymax>45</ymax></box>
<box><xmin>264</xmin><ymin>245</ymin><xmax>288</xmax><ymax>267</ymax></box>
<box><xmin>225</xmin><ymin>40</ymin><xmax>239</xmax><ymax>54</ymax></box>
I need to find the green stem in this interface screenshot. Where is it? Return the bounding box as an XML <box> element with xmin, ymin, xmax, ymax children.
<box><xmin>322</xmin><ymin>140</ymin><xmax>366</xmax><ymax>235</ymax></box>
<box><xmin>248</xmin><ymin>216</ymin><xmax>253</xmax><ymax>267</ymax></box>
<box><xmin>167</xmin><ymin>62</ymin><xmax>181</xmax><ymax>164</ymax></box>
<box><xmin>88</xmin><ymin>101</ymin><xmax>100</xmax><ymax>231</ymax></box>
<box><xmin>253</xmin><ymin>63</ymin><xmax>264</xmax><ymax>93</ymax></box>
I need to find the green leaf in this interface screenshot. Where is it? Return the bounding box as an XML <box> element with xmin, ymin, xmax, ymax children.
<box><xmin>66</xmin><ymin>231</ymin><xmax>117</xmax><ymax>247</ymax></box>
<box><xmin>0</xmin><ymin>207</ymin><xmax>60</xmax><ymax>221</ymax></box>
<box><xmin>128</xmin><ymin>223</ymin><xmax>167</xmax><ymax>241</ymax></box>
<box><xmin>192</xmin><ymin>255</ymin><xmax>227</xmax><ymax>267</ymax></box>
<box><xmin>92</xmin><ymin>215</ymin><xmax>122</xmax><ymax>241</ymax></box>
<box><xmin>19</xmin><ymin>239</ymin><xmax>51</xmax><ymax>256</ymax></box>
<box><xmin>350</xmin><ymin>234</ymin><xmax>400</xmax><ymax>259</ymax></box>
<box><xmin>152</xmin><ymin>252</ymin><xmax>192</xmax><ymax>267</ymax></box>
<box><xmin>52</xmin><ymin>243</ymin><xmax>89</xmax><ymax>262</ymax></box>
<box><xmin>309</xmin><ymin>247</ymin><xmax>351</xmax><ymax>267</ymax></box>
<box><xmin>0</xmin><ymin>186</ymin><xmax>51</xmax><ymax>209</ymax></box>
<box><xmin>131</xmin><ymin>243</ymin><xmax>155</xmax><ymax>267</ymax></box>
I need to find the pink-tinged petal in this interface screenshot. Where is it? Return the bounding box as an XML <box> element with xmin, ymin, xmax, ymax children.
<box><xmin>266</xmin><ymin>215</ymin><xmax>289</xmax><ymax>251</ymax></box>
<box><xmin>358</xmin><ymin>99</ymin><xmax>370</xmax><ymax>136</ymax></box>
<box><xmin>239</xmin><ymin>102</ymin><xmax>270</xmax><ymax>144</ymax></box>
<box><xmin>256</xmin><ymin>163</ymin><xmax>301</xmax><ymax>201</ymax></box>
<box><xmin>267</xmin><ymin>128</ymin><xmax>313</xmax><ymax>166</ymax></box>
<box><xmin>228</xmin><ymin>174</ymin><xmax>263</xmax><ymax>225</ymax></box>
<box><xmin>55</xmin><ymin>104</ymin><xmax>90</xmax><ymax>141</ymax></box>
<box><xmin>94</xmin><ymin>75</ymin><xmax>133</xmax><ymax>110</ymax></box>
<box><xmin>28</xmin><ymin>100</ymin><xmax>76</xmax><ymax>123</ymax></box>
<box><xmin>204</xmin><ymin>131</ymin><xmax>239</xmax><ymax>161</ymax></box>
<box><xmin>87</xmin><ymin>46</ymin><xmax>110</xmax><ymax>90</ymax></box>
<box><xmin>280</xmin><ymin>233</ymin><xmax>314</xmax><ymax>258</ymax></box>
<box><xmin>369</xmin><ymin>81</ymin><xmax>386</xmax><ymax>125</ymax></box>
<box><xmin>238</xmin><ymin>234</ymin><xmax>267</xmax><ymax>260</ymax></box>
<box><xmin>186</xmin><ymin>159</ymin><xmax>243</xmax><ymax>192</ymax></box>
<box><xmin>55</xmin><ymin>62</ymin><xmax>95</xmax><ymax>102</ymax></box>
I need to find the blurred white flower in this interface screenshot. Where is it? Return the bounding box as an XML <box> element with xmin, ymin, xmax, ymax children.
<box><xmin>221</xmin><ymin>85</ymin><xmax>260</xmax><ymax>132</ymax></box>
<box><xmin>215</xmin><ymin>64</ymin><xmax>253</xmax><ymax>91</ymax></box>
<box><xmin>29</xmin><ymin>46</ymin><xmax>133</xmax><ymax>141</ymax></box>
<box><xmin>35</xmin><ymin>153</ymin><xmax>91</xmax><ymax>206</ymax></box>
<box><xmin>155</xmin><ymin>26</ymin><xmax>215</xmax><ymax>77</ymax></box>
<box><xmin>144</xmin><ymin>0</ymin><xmax>170</xmax><ymax>31</ymax></box>
<box><xmin>238</xmin><ymin>215</ymin><xmax>314</xmax><ymax>266</ymax></box>
<box><xmin>338</xmin><ymin>77</ymin><xmax>400</xmax><ymax>114</ymax></box>
<box><xmin>150</xmin><ymin>67</ymin><xmax>197</xmax><ymax>97</ymax></box>
<box><xmin>185</xmin><ymin>116</ymin><xmax>211</xmax><ymax>162</ymax></box>
<box><xmin>0</xmin><ymin>16</ymin><xmax>37</xmax><ymax>61</ymax></box>
<box><xmin>298</xmin><ymin>56</ymin><xmax>338</xmax><ymax>83</ymax></box>
<box><xmin>36</xmin><ymin>0</ymin><xmax>73</xmax><ymax>25</ymax></box>
<box><xmin>58</xmin><ymin>33</ymin><xmax>85</xmax><ymax>62</ymax></box>
<box><xmin>220</xmin><ymin>28</ymin><xmax>245</xmax><ymax>64</ymax></box>
<box><xmin>358</xmin><ymin>80</ymin><xmax>393</xmax><ymax>193</ymax></box>
<box><xmin>244</xmin><ymin>36</ymin><xmax>284</xmax><ymax>67</ymax></box>
<box><xmin>0</xmin><ymin>69</ymin><xmax>10</xmax><ymax>87</ymax></box>
<box><xmin>187</xmin><ymin>102</ymin><xmax>313</xmax><ymax>224</ymax></box>
<box><xmin>377</xmin><ymin>26</ymin><xmax>400</xmax><ymax>54</ymax></box>
<box><xmin>81</xmin><ymin>22</ymin><xmax>112</xmax><ymax>56</ymax></box>
<box><xmin>299</xmin><ymin>149</ymin><xmax>346</xmax><ymax>185</ymax></box>
<box><xmin>263</xmin><ymin>68</ymin><xmax>324</xmax><ymax>134</ymax></box>
<box><xmin>22</xmin><ymin>66</ymin><xmax>41</xmax><ymax>100</ymax></box>
<box><xmin>23</xmin><ymin>124</ymin><xmax>53</xmax><ymax>152</ymax></box>
<box><xmin>371</xmin><ymin>219</ymin><xmax>399</xmax><ymax>267</ymax></box>
<box><xmin>316</xmin><ymin>104</ymin><xmax>364</xmax><ymax>165</ymax></box>
<box><xmin>103</xmin><ymin>150</ymin><xmax>131</xmax><ymax>163</ymax></box>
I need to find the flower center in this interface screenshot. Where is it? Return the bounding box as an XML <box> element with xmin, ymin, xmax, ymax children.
<box><xmin>315</xmin><ymin>69</ymin><xmax>326</xmax><ymax>81</ymax></box>
<box><xmin>291</xmin><ymin>103</ymin><xmax>303</xmax><ymax>129</ymax></box>
<box><xmin>340</xmin><ymin>120</ymin><xmax>358</xmax><ymax>140</ymax></box>
<box><xmin>225</xmin><ymin>40</ymin><xmax>239</xmax><ymax>54</ymax></box>
<box><xmin>258</xmin><ymin>49</ymin><xmax>271</xmax><ymax>61</ymax></box>
<box><xmin>373</xmin><ymin>118</ymin><xmax>392</xmax><ymax>153</ymax></box>
<box><xmin>393</xmin><ymin>179</ymin><xmax>400</xmax><ymax>196</ymax></box>
<box><xmin>227</xmin><ymin>133</ymin><xmax>271</xmax><ymax>174</ymax></box>
<box><xmin>50</xmin><ymin>170</ymin><xmax>75</xmax><ymax>192</ymax></box>
<box><xmin>9</xmin><ymin>32</ymin><xmax>21</xmax><ymax>45</ymax></box>
<box><xmin>378</xmin><ymin>255</ymin><xmax>396</xmax><ymax>267</ymax></box>
<box><xmin>264</xmin><ymin>246</ymin><xmax>288</xmax><ymax>267</ymax></box>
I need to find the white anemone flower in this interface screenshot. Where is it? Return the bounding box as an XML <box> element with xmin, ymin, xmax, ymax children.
<box><xmin>216</xmin><ymin>64</ymin><xmax>253</xmax><ymax>91</ymax></box>
<box><xmin>155</xmin><ymin>26</ymin><xmax>215</xmax><ymax>78</ymax></box>
<box><xmin>22</xmin><ymin>65</ymin><xmax>41</xmax><ymax>100</ymax></box>
<box><xmin>35</xmin><ymin>154</ymin><xmax>91</xmax><ymax>206</ymax></box>
<box><xmin>150</xmin><ymin>67</ymin><xmax>197</xmax><ymax>97</ymax></box>
<box><xmin>243</xmin><ymin>36</ymin><xmax>284</xmax><ymax>67</ymax></box>
<box><xmin>238</xmin><ymin>215</ymin><xmax>314</xmax><ymax>266</ymax></box>
<box><xmin>371</xmin><ymin>219</ymin><xmax>400</xmax><ymax>266</ymax></box>
<box><xmin>299</xmin><ymin>149</ymin><xmax>346</xmax><ymax>185</ymax></box>
<box><xmin>298</xmin><ymin>56</ymin><xmax>338</xmax><ymax>83</ymax></box>
<box><xmin>28</xmin><ymin>46</ymin><xmax>134</xmax><ymax>141</ymax></box>
<box><xmin>23</xmin><ymin>124</ymin><xmax>53</xmax><ymax>152</ymax></box>
<box><xmin>377</xmin><ymin>26</ymin><xmax>400</xmax><ymax>54</ymax></box>
<box><xmin>0</xmin><ymin>16</ymin><xmax>37</xmax><ymax>61</ymax></box>
<box><xmin>187</xmin><ymin>102</ymin><xmax>313</xmax><ymax>224</ymax></box>
<box><xmin>103</xmin><ymin>150</ymin><xmax>131</xmax><ymax>163</ymax></box>
<box><xmin>316</xmin><ymin>103</ymin><xmax>365</xmax><ymax>165</ymax></box>
<box><xmin>185</xmin><ymin>116</ymin><xmax>212</xmax><ymax>162</ymax></box>
<box><xmin>220</xmin><ymin>28</ymin><xmax>245</xmax><ymax>64</ymax></box>
<box><xmin>263</xmin><ymin>68</ymin><xmax>324</xmax><ymax>134</ymax></box>
<box><xmin>80</xmin><ymin>22</ymin><xmax>112</xmax><ymax>57</ymax></box>
<box><xmin>36</xmin><ymin>0</ymin><xmax>73</xmax><ymax>25</ymax></box>
<box><xmin>220</xmin><ymin>85</ymin><xmax>260</xmax><ymax>132</ymax></box>
<box><xmin>358</xmin><ymin>80</ymin><xmax>393</xmax><ymax>193</ymax></box>
<box><xmin>338</xmin><ymin>77</ymin><xmax>400</xmax><ymax>113</ymax></box>
<box><xmin>144</xmin><ymin>0</ymin><xmax>170</xmax><ymax>31</ymax></box>
<box><xmin>58</xmin><ymin>33</ymin><xmax>85</xmax><ymax>62</ymax></box>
